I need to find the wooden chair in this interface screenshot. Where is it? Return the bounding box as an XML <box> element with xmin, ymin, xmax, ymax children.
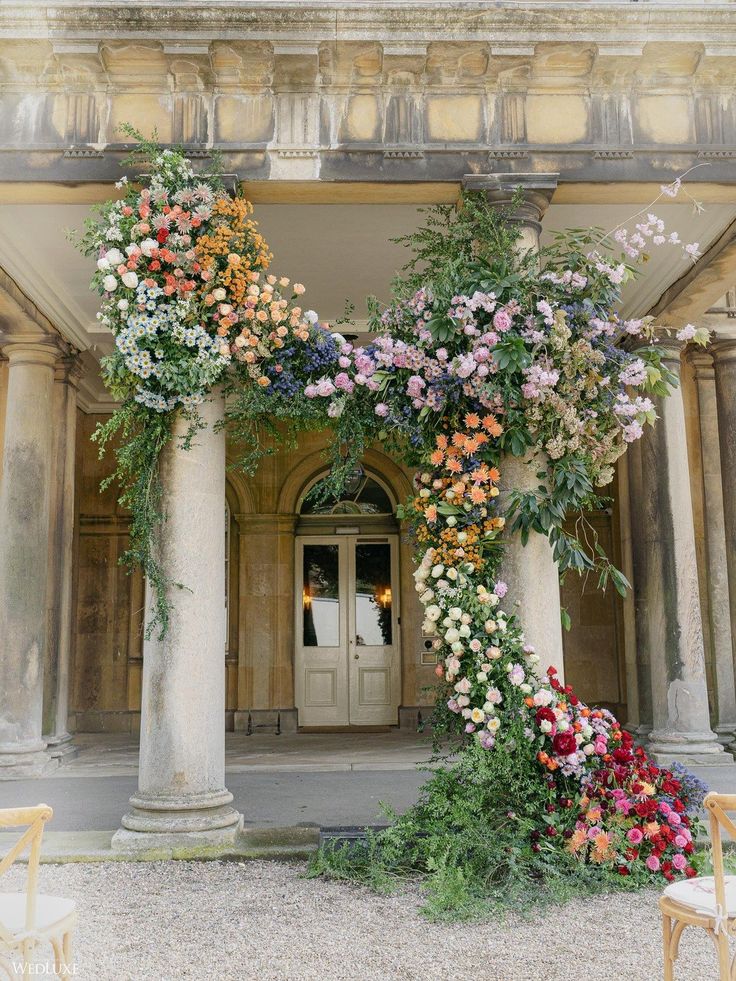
<box><xmin>660</xmin><ymin>792</ymin><xmax>736</xmax><ymax>980</ymax></box>
<box><xmin>0</xmin><ymin>805</ymin><xmax>76</xmax><ymax>978</ymax></box>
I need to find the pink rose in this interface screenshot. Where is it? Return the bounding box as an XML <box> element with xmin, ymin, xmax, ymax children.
<box><xmin>627</xmin><ymin>828</ymin><xmax>644</xmax><ymax>845</ymax></box>
<box><xmin>646</xmin><ymin>855</ymin><xmax>660</xmax><ymax>872</ymax></box>
<box><xmin>672</xmin><ymin>854</ymin><xmax>687</xmax><ymax>871</ymax></box>
<box><xmin>493</xmin><ymin>309</ymin><xmax>512</xmax><ymax>332</ymax></box>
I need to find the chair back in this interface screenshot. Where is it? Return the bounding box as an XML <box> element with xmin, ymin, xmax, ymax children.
<box><xmin>704</xmin><ymin>792</ymin><xmax>736</xmax><ymax>922</ymax></box>
<box><xmin>0</xmin><ymin>805</ymin><xmax>53</xmax><ymax>944</ymax></box>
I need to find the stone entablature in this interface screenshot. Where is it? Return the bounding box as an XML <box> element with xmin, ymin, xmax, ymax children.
<box><xmin>2</xmin><ymin>5</ymin><xmax>736</xmax><ymax>183</ymax></box>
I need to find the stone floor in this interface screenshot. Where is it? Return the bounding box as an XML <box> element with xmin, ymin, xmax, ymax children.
<box><xmin>1</xmin><ymin>733</ymin><xmax>735</xmax><ymax>861</ymax></box>
<box><xmin>2</xmin><ymin>859</ymin><xmax>721</xmax><ymax>980</ymax></box>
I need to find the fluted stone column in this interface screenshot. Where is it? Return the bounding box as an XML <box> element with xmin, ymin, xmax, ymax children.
<box><xmin>463</xmin><ymin>173</ymin><xmax>565</xmax><ymax>678</ymax></box>
<box><xmin>43</xmin><ymin>355</ymin><xmax>82</xmax><ymax>760</ymax></box>
<box><xmin>637</xmin><ymin>340</ymin><xmax>727</xmax><ymax>764</ymax></box>
<box><xmin>0</xmin><ymin>336</ymin><xmax>63</xmax><ymax>778</ymax></box>
<box><xmin>690</xmin><ymin>349</ymin><xmax>736</xmax><ymax>746</ymax></box>
<box><xmin>625</xmin><ymin>440</ymin><xmax>654</xmax><ymax>740</ymax></box>
<box><xmin>712</xmin><ymin>334</ymin><xmax>736</xmax><ymax>749</ymax></box>
<box><xmin>113</xmin><ymin>391</ymin><xmax>242</xmax><ymax>851</ymax></box>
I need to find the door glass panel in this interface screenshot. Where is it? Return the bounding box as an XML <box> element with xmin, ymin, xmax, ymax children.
<box><xmin>302</xmin><ymin>545</ymin><xmax>340</xmax><ymax>647</ymax></box>
<box><xmin>355</xmin><ymin>544</ymin><xmax>392</xmax><ymax>646</ymax></box>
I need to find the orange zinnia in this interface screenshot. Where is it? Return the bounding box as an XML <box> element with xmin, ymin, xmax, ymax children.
<box><xmin>430</xmin><ymin>449</ymin><xmax>445</xmax><ymax>465</ymax></box>
<box><xmin>436</xmin><ymin>435</ymin><xmax>448</xmax><ymax>450</ymax></box>
<box><xmin>464</xmin><ymin>412</ymin><xmax>481</xmax><ymax>429</ymax></box>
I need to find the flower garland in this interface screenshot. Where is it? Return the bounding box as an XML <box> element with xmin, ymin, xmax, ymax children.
<box><xmin>77</xmin><ymin>132</ymin><xmax>349</xmax><ymax>633</ymax></box>
<box><xmin>82</xmin><ymin>140</ymin><xmax>709</xmax><ymax>894</ymax></box>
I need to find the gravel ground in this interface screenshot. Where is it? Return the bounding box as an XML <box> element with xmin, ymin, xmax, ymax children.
<box><xmin>4</xmin><ymin>860</ymin><xmax>718</xmax><ymax>980</ymax></box>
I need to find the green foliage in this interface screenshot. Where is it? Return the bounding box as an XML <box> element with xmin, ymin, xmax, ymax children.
<box><xmin>91</xmin><ymin>400</ymin><xmax>173</xmax><ymax>637</ymax></box>
<box><xmin>308</xmin><ymin>741</ymin><xmax>643</xmax><ymax>920</ymax></box>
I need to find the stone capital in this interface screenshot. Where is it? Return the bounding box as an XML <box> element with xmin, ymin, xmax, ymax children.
<box><xmin>710</xmin><ymin>334</ymin><xmax>736</xmax><ymax>367</ymax></box>
<box><xmin>687</xmin><ymin>347</ymin><xmax>715</xmax><ymax>381</ymax></box>
<box><xmin>462</xmin><ymin>172</ymin><xmax>558</xmax><ymax>231</ymax></box>
<box><xmin>54</xmin><ymin>353</ymin><xmax>84</xmax><ymax>389</ymax></box>
<box><xmin>0</xmin><ymin>334</ymin><xmax>69</xmax><ymax>369</ymax></box>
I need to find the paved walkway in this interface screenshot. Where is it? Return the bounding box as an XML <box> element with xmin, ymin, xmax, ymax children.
<box><xmin>1</xmin><ymin>733</ymin><xmax>735</xmax><ymax>861</ymax></box>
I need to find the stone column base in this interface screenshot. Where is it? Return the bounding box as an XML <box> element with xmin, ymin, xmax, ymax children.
<box><xmin>111</xmin><ymin>818</ymin><xmax>244</xmax><ymax>856</ymax></box>
<box><xmin>114</xmin><ymin>788</ymin><xmax>242</xmax><ymax>851</ymax></box>
<box><xmin>46</xmin><ymin>732</ymin><xmax>78</xmax><ymax>762</ymax></box>
<box><xmin>0</xmin><ymin>743</ymin><xmax>58</xmax><ymax>780</ymax></box>
<box><xmin>647</xmin><ymin>731</ymin><xmax>734</xmax><ymax>767</ymax></box>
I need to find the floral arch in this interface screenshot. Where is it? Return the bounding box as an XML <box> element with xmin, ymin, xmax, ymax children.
<box><xmin>82</xmin><ymin>135</ymin><xmax>709</xmax><ymax>911</ymax></box>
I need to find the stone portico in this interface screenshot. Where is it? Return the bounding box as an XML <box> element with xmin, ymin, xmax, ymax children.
<box><xmin>2</xmin><ymin>3</ymin><xmax>736</xmax><ymax>849</ymax></box>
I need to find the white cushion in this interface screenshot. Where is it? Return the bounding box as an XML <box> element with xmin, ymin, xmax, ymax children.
<box><xmin>664</xmin><ymin>876</ymin><xmax>736</xmax><ymax>917</ymax></box>
<box><xmin>0</xmin><ymin>893</ymin><xmax>75</xmax><ymax>937</ymax></box>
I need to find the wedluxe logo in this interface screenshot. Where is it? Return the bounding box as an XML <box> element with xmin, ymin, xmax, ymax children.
<box><xmin>11</xmin><ymin>966</ymin><xmax>77</xmax><ymax>977</ymax></box>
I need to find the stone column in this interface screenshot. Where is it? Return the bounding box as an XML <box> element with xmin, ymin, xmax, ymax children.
<box><xmin>712</xmin><ymin>334</ymin><xmax>736</xmax><ymax>747</ymax></box>
<box><xmin>626</xmin><ymin>439</ymin><xmax>654</xmax><ymax>740</ymax></box>
<box><xmin>637</xmin><ymin>340</ymin><xmax>727</xmax><ymax>764</ymax></box>
<box><xmin>43</xmin><ymin>355</ymin><xmax>82</xmax><ymax>760</ymax></box>
<box><xmin>113</xmin><ymin>391</ymin><xmax>242</xmax><ymax>851</ymax></box>
<box><xmin>0</xmin><ymin>336</ymin><xmax>63</xmax><ymax>778</ymax></box>
<box><xmin>690</xmin><ymin>349</ymin><xmax>736</xmax><ymax>746</ymax></box>
<box><xmin>462</xmin><ymin>173</ymin><xmax>565</xmax><ymax>678</ymax></box>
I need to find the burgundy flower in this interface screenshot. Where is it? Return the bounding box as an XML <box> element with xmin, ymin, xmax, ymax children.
<box><xmin>552</xmin><ymin>731</ymin><xmax>577</xmax><ymax>756</ymax></box>
<box><xmin>535</xmin><ymin>707</ymin><xmax>556</xmax><ymax>727</ymax></box>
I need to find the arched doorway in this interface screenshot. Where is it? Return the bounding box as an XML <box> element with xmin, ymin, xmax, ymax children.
<box><xmin>294</xmin><ymin>468</ymin><xmax>401</xmax><ymax>728</ymax></box>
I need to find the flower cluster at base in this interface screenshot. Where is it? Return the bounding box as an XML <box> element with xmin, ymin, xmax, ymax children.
<box><xmin>403</xmin><ymin>412</ymin><xmax>698</xmax><ymax>884</ymax></box>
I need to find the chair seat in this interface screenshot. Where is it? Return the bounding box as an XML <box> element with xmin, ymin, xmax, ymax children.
<box><xmin>0</xmin><ymin>893</ymin><xmax>76</xmax><ymax>938</ymax></box>
<box><xmin>664</xmin><ymin>876</ymin><xmax>736</xmax><ymax>918</ymax></box>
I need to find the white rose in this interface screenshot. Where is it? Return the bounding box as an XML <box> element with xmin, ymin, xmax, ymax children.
<box><xmin>471</xmin><ymin>708</ymin><xmax>485</xmax><ymax>724</ymax></box>
<box><xmin>420</xmin><ymin>589</ymin><xmax>434</xmax><ymax>604</ymax></box>
<box><xmin>140</xmin><ymin>238</ymin><xmax>158</xmax><ymax>257</ymax></box>
<box><xmin>446</xmin><ymin>516</ymin><xmax>457</xmax><ymax>527</ymax></box>
<box><xmin>458</xmin><ymin>624</ymin><xmax>471</xmax><ymax>638</ymax></box>
<box><xmin>121</xmin><ymin>271</ymin><xmax>139</xmax><ymax>289</ymax></box>
<box><xmin>431</xmin><ymin>564</ymin><xmax>444</xmax><ymax>579</ymax></box>
<box><xmin>444</xmin><ymin>628</ymin><xmax>460</xmax><ymax>644</ymax></box>
<box><xmin>424</xmin><ymin>605</ymin><xmax>441</xmax><ymax>622</ymax></box>
<box><xmin>446</xmin><ymin>568</ymin><xmax>458</xmax><ymax>581</ymax></box>
<box><xmin>583</xmin><ymin>744</ymin><xmax>594</xmax><ymax>756</ymax></box>
<box><xmin>105</xmin><ymin>249</ymin><xmax>123</xmax><ymax>265</ymax></box>
<box><xmin>460</xmin><ymin>613</ymin><xmax>472</xmax><ymax>625</ymax></box>
<box><xmin>219</xmin><ymin>304</ymin><xmax>233</xmax><ymax>316</ymax></box>
<box><xmin>485</xmin><ymin>620</ymin><xmax>497</xmax><ymax>634</ymax></box>
<box><xmin>476</xmin><ymin>672</ymin><xmax>488</xmax><ymax>683</ymax></box>
<box><xmin>102</xmin><ymin>275</ymin><xmax>118</xmax><ymax>292</ymax></box>
<box><xmin>422</xmin><ymin>621</ymin><xmax>437</xmax><ymax>636</ymax></box>
<box><xmin>97</xmin><ymin>257</ymin><xmax>111</xmax><ymax>271</ymax></box>
<box><xmin>487</xmin><ymin>718</ymin><xmax>500</xmax><ymax>733</ymax></box>
<box><xmin>456</xmin><ymin>531</ymin><xmax>467</xmax><ymax>544</ymax></box>
<box><xmin>414</xmin><ymin>567</ymin><xmax>429</xmax><ymax>582</ymax></box>
<box><xmin>520</xmin><ymin>683</ymin><xmax>532</xmax><ymax>694</ymax></box>
<box><xmin>540</xmin><ymin>720</ymin><xmax>552</xmax><ymax>734</ymax></box>
<box><xmin>419</xmin><ymin>488</ymin><xmax>430</xmax><ymax>498</ymax></box>
<box><xmin>211</xmin><ymin>287</ymin><xmax>226</xmax><ymax>301</ymax></box>
<box><xmin>450</xmin><ymin>641</ymin><xmax>463</xmax><ymax>653</ymax></box>
<box><xmin>125</xmin><ymin>244</ymin><xmax>138</xmax><ymax>256</ymax></box>
<box><xmin>448</xmin><ymin>607</ymin><xmax>462</xmax><ymax>621</ymax></box>
<box><xmin>487</xmin><ymin>646</ymin><xmax>501</xmax><ymax>660</ymax></box>
<box><xmin>117</xmin><ymin>299</ymin><xmax>129</xmax><ymax>311</ymax></box>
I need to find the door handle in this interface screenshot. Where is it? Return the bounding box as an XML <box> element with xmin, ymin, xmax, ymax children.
<box><xmin>354</xmin><ymin>653</ymin><xmax>359</xmax><ymax>660</ymax></box>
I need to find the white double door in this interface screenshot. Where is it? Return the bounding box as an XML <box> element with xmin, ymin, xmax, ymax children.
<box><xmin>295</xmin><ymin>534</ymin><xmax>400</xmax><ymax>727</ymax></box>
